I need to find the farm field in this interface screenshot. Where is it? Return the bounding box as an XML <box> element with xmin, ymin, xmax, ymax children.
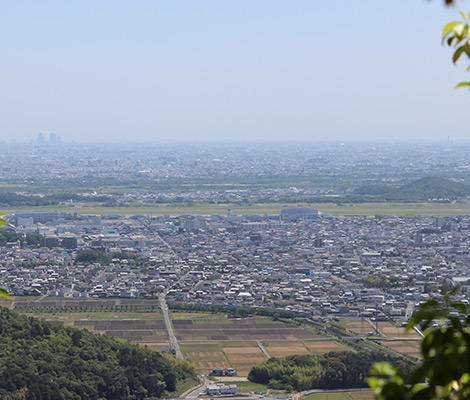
<box><xmin>217</xmin><ymin>381</ymin><xmax>268</xmax><ymax>394</ymax></box>
<box><xmin>3</xmin><ymin>202</ymin><xmax>470</xmax><ymax>217</ymax></box>
<box><xmin>303</xmin><ymin>390</ymin><xmax>373</xmax><ymax>400</ymax></box>
<box><xmin>222</xmin><ymin>344</ymin><xmax>268</xmax><ymax>376</ymax></box>
<box><xmin>12</xmin><ymin>298</ymin><xmax>169</xmax><ymax>344</ymax></box>
<box><xmin>170</xmin><ymin>312</ymin><xmax>212</xmax><ymax>320</ymax></box>
<box><xmin>262</xmin><ymin>341</ymin><xmax>311</xmax><ymax>357</ymax></box>
<box><xmin>377</xmin><ymin>321</ymin><xmax>421</xmax><ymax>339</ymax></box>
<box><xmin>180</xmin><ymin>341</ymin><xmax>267</xmax><ymax>376</ymax></box>
<box><xmin>377</xmin><ymin>340</ymin><xmax>422</xmax><ymax>360</ymax></box>
<box><xmin>171</xmin><ymin>315</ymin><xmax>325</xmax><ymax>342</ymax></box>
<box><xmin>342</xmin><ymin>319</ymin><xmax>374</xmax><ymax>336</ymax></box>
<box><xmin>262</xmin><ymin>340</ymin><xmax>349</xmax><ymax>357</ymax></box>
<box><xmin>303</xmin><ymin>341</ymin><xmax>349</xmax><ymax>355</ymax></box>
<box><xmin>180</xmin><ymin>342</ymin><xmax>232</xmax><ymax>372</ymax></box>
<box><xmin>8</xmin><ymin>301</ymin><xmax>368</xmax><ymax>377</ymax></box>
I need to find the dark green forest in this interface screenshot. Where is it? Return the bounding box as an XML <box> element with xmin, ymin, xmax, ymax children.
<box><xmin>0</xmin><ymin>307</ymin><xmax>195</xmax><ymax>400</ymax></box>
<box><xmin>248</xmin><ymin>351</ymin><xmax>414</xmax><ymax>392</ymax></box>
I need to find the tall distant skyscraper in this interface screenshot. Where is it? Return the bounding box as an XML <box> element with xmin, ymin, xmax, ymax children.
<box><xmin>36</xmin><ymin>132</ymin><xmax>45</xmax><ymax>144</ymax></box>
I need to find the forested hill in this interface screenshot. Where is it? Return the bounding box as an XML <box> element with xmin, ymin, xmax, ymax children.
<box><xmin>0</xmin><ymin>307</ymin><xmax>195</xmax><ymax>400</ymax></box>
<box><xmin>248</xmin><ymin>351</ymin><xmax>414</xmax><ymax>391</ymax></box>
<box><xmin>353</xmin><ymin>176</ymin><xmax>470</xmax><ymax>202</ymax></box>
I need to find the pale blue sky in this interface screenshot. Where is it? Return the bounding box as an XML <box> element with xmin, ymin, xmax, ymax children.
<box><xmin>0</xmin><ymin>1</ymin><xmax>468</xmax><ymax>142</ymax></box>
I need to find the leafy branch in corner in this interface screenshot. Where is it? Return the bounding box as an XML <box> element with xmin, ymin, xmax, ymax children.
<box><xmin>443</xmin><ymin>10</ymin><xmax>470</xmax><ymax>89</ymax></box>
<box><xmin>368</xmin><ymin>287</ymin><xmax>470</xmax><ymax>399</ymax></box>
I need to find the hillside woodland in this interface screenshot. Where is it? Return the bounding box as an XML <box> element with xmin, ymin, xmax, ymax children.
<box><xmin>0</xmin><ymin>307</ymin><xmax>195</xmax><ymax>400</ymax></box>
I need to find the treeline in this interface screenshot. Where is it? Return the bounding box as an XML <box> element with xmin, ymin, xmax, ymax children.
<box><xmin>0</xmin><ymin>192</ymin><xmax>56</xmax><ymax>206</ymax></box>
<box><xmin>0</xmin><ymin>191</ymin><xmax>113</xmax><ymax>207</ymax></box>
<box><xmin>352</xmin><ymin>176</ymin><xmax>470</xmax><ymax>202</ymax></box>
<box><xmin>168</xmin><ymin>303</ymin><xmax>299</xmax><ymax>319</ymax></box>
<box><xmin>0</xmin><ymin>231</ymin><xmax>42</xmax><ymax>246</ymax></box>
<box><xmin>75</xmin><ymin>249</ymin><xmax>140</xmax><ymax>264</ymax></box>
<box><xmin>248</xmin><ymin>351</ymin><xmax>414</xmax><ymax>392</ymax></box>
<box><xmin>0</xmin><ymin>307</ymin><xmax>195</xmax><ymax>400</ymax></box>
<box><xmin>362</xmin><ymin>274</ymin><xmax>399</xmax><ymax>289</ymax></box>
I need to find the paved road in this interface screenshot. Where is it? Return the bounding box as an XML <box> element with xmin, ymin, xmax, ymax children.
<box><xmin>406</xmin><ymin>301</ymin><xmax>415</xmax><ymax>320</ymax></box>
<box><xmin>256</xmin><ymin>340</ymin><xmax>271</xmax><ymax>359</ymax></box>
<box><xmin>159</xmin><ymin>293</ymin><xmax>184</xmax><ymax>359</ymax></box>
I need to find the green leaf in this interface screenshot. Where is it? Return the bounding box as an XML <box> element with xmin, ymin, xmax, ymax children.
<box><xmin>452</xmin><ymin>302</ymin><xmax>468</xmax><ymax>314</ymax></box>
<box><xmin>460</xmin><ymin>10</ymin><xmax>467</xmax><ymax>21</ymax></box>
<box><xmin>443</xmin><ymin>21</ymin><xmax>464</xmax><ymax>38</ymax></box>
<box><xmin>455</xmin><ymin>81</ymin><xmax>470</xmax><ymax>88</ymax></box>
<box><xmin>0</xmin><ymin>288</ymin><xmax>14</xmax><ymax>300</ymax></box>
<box><xmin>453</xmin><ymin>46</ymin><xmax>466</xmax><ymax>64</ymax></box>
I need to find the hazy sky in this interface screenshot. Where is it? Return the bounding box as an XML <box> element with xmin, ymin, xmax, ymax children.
<box><xmin>1</xmin><ymin>1</ymin><xmax>469</xmax><ymax>143</ymax></box>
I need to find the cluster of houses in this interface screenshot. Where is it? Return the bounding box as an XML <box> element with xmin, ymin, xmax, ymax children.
<box><xmin>206</xmin><ymin>384</ymin><xmax>237</xmax><ymax>396</ymax></box>
<box><xmin>2</xmin><ymin>210</ymin><xmax>470</xmax><ymax>322</ymax></box>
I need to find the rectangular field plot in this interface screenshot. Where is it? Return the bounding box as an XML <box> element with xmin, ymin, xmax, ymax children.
<box><xmin>377</xmin><ymin>322</ymin><xmax>421</xmax><ymax>339</ymax></box>
<box><xmin>349</xmin><ymin>390</ymin><xmax>375</xmax><ymax>400</ymax></box>
<box><xmin>170</xmin><ymin>312</ymin><xmax>211</xmax><ymax>320</ymax></box>
<box><xmin>304</xmin><ymin>392</ymin><xmax>373</xmax><ymax>400</ymax></box>
<box><xmin>263</xmin><ymin>341</ymin><xmax>310</xmax><ymax>357</ymax></box>
<box><xmin>377</xmin><ymin>340</ymin><xmax>422</xmax><ymax>359</ymax></box>
<box><xmin>303</xmin><ymin>341</ymin><xmax>347</xmax><ymax>355</ymax></box>
<box><xmin>223</xmin><ymin>351</ymin><xmax>268</xmax><ymax>377</ymax></box>
<box><xmin>18</xmin><ymin>306</ymin><xmax>169</xmax><ymax>344</ymax></box>
<box><xmin>72</xmin><ymin>318</ymin><xmax>168</xmax><ymax>342</ymax></box>
<box><xmin>180</xmin><ymin>342</ymin><xmax>231</xmax><ymax>373</ymax></box>
<box><xmin>173</xmin><ymin>317</ymin><xmax>325</xmax><ymax>341</ymax></box>
<box><xmin>343</xmin><ymin>319</ymin><xmax>373</xmax><ymax>336</ymax></box>
<box><xmin>304</xmin><ymin>394</ymin><xmax>350</xmax><ymax>400</ymax></box>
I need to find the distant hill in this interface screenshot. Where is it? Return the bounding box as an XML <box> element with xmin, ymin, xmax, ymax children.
<box><xmin>353</xmin><ymin>176</ymin><xmax>470</xmax><ymax>202</ymax></box>
<box><xmin>0</xmin><ymin>307</ymin><xmax>195</xmax><ymax>400</ymax></box>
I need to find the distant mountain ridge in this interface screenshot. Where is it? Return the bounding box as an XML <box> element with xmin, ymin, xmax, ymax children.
<box><xmin>353</xmin><ymin>176</ymin><xmax>470</xmax><ymax>202</ymax></box>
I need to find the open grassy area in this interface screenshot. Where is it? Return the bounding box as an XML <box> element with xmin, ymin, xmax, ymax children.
<box><xmin>193</xmin><ymin>318</ymin><xmax>233</xmax><ymax>325</ymax></box>
<box><xmin>170</xmin><ymin>312</ymin><xmax>211</xmax><ymax>319</ymax></box>
<box><xmin>377</xmin><ymin>321</ymin><xmax>420</xmax><ymax>339</ymax></box>
<box><xmin>263</xmin><ymin>341</ymin><xmax>311</xmax><ymax>357</ymax></box>
<box><xmin>303</xmin><ymin>393</ymin><xmax>350</xmax><ymax>400</ymax></box>
<box><xmin>303</xmin><ymin>391</ymin><xmax>373</xmax><ymax>400</ymax></box>
<box><xmin>342</xmin><ymin>319</ymin><xmax>373</xmax><ymax>336</ymax></box>
<box><xmin>222</xmin><ymin>381</ymin><xmax>268</xmax><ymax>394</ymax></box>
<box><xmin>175</xmin><ymin>377</ymin><xmax>199</xmax><ymax>395</ymax></box>
<box><xmin>4</xmin><ymin>202</ymin><xmax>470</xmax><ymax>216</ymax></box>
<box><xmin>376</xmin><ymin>340</ymin><xmax>422</xmax><ymax>360</ymax></box>
<box><xmin>303</xmin><ymin>341</ymin><xmax>348</xmax><ymax>355</ymax></box>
